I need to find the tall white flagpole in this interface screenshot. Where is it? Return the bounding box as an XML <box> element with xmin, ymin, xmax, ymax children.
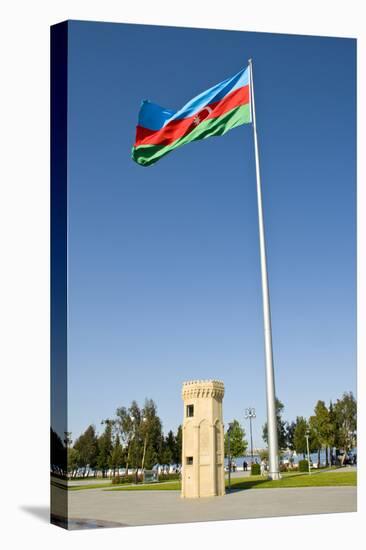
<box><xmin>248</xmin><ymin>58</ymin><xmax>280</xmax><ymax>480</ymax></box>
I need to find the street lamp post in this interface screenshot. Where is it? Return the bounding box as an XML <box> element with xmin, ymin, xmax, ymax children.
<box><xmin>305</xmin><ymin>429</ymin><xmax>311</xmax><ymax>475</ymax></box>
<box><xmin>245</xmin><ymin>407</ymin><xmax>256</xmax><ymax>464</ymax></box>
<box><xmin>227</xmin><ymin>423</ymin><xmax>233</xmax><ymax>492</ymax></box>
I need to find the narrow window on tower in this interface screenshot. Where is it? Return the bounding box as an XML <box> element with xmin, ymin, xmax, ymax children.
<box><xmin>186</xmin><ymin>456</ymin><xmax>193</xmax><ymax>465</ymax></box>
<box><xmin>186</xmin><ymin>404</ymin><xmax>194</xmax><ymax>417</ymax></box>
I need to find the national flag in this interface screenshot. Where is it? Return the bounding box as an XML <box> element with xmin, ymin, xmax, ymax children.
<box><xmin>131</xmin><ymin>66</ymin><xmax>251</xmax><ymax>166</ymax></box>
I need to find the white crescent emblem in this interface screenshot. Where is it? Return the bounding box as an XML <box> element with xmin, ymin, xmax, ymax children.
<box><xmin>193</xmin><ymin>105</ymin><xmax>213</xmax><ymax>126</ymax></box>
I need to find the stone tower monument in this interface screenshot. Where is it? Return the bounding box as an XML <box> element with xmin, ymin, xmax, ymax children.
<box><xmin>181</xmin><ymin>379</ymin><xmax>225</xmax><ymax>498</ymax></box>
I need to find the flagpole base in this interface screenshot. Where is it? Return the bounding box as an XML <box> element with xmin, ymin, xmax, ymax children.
<box><xmin>268</xmin><ymin>472</ymin><xmax>281</xmax><ymax>480</ymax></box>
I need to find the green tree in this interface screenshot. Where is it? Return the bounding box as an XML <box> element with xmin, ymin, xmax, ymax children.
<box><xmin>262</xmin><ymin>398</ymin><xmax>288</xmax><ymax>450</ymax></box>
<box><xmin>73</xmin><ymin>425</ymin><xmax>99</xmax><ymax>476</ymax></box>
<box><xmin>309</xmin><ymin>400</ymin><xmax>335</xmax><ymax>467</ymax></box>
<box><xmin>328</xmin><ymin>401</ymin><xmax>336</xmax><ymax>460</ymax></box>
<box><xmin>97</xmin><ymin>420</ymin><xmax>113</xmax><ymax>477</ymax></box>
<box><xmin>160</xmin><ymin>430</ymin><xmax>176</xmax><ymax>465</ymax></box>
<box><xmin>109</xmin><ymin>435</ymin><xmax>124</xmax><ymax>476</ymax></box>
<box><xmin>333</xmin><ymin>392</ymin><xmax>357</xmax><ymax>458</ymax></box>
<box><xmin>224</xmin><ymin>420</ymin><xmax>248</xmax><ymax>460</ymax></box>
<box><xmin>285</xmin><ymin>421</ymin><xmax>296</xmax><ymax>451</ymax></box>
<box><xmin>160</xmin><ymin>436</ymin><xmax>173</xmax><ymax>465</ymax></box>
<box><xmin>127</xmin><ymin>400</ymin><xmax>143</xmax><ymax>470</ymax></box>
<box><xmin>115</xmin><ymin>404</ymin><xmax>135</xmax><ymax>474</ymax></box>
<box><xmin>308</xmin><ymin>419</ymin><xmax>322</xmax><ymax>466</ymax></box>
<box><xmin>67</xmin><ymin>447</ymin><xmax>80</xmax><ymax>477</ymax></box>
<box><xmin>115</xmin><ymin>398</ymin><xmax>164</xmax><ymax>472</ymax></box>
<box><xmin>174</xmin><ymin>425</ymin><xmax>182</xmax><ymax>465</ymax></box>
<box><xmin>166</xmin><ymin>430</ymin><xmax>176</xmax><ymax>460</ymax></box>
<box><xmin>141</xmin><ymin>398</ymin><xmax>164</xmax><ymax>469</ymax></box>
<box><xmin>293</xmin><ymin>416</ymin><xmax>318</xmax><ymax>459</ymax></box>
<box><xmin>293</xmin><ymin>417</ymin><xmax>309</xmax><ymax>458</ymax></box>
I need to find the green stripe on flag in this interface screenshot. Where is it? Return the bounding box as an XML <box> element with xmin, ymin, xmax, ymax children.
<box><xmin>132</xmin><ymin>103</ymin><xmax>251</xmax><ymax>166</ymax></box>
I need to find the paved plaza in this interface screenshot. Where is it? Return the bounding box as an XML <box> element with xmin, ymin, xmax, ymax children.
<box><xmin>51</xmin><ymin>482</ymin><xmax>357</xmax><ymax>529</ymax></box>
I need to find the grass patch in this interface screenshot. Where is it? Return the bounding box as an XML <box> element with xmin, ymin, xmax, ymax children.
<box><xmin>104</xmin><ymin>470</ymin><xmax>356</xmax><ymax>492</ymax></box>
<box><xmin>228</xmin><ymin>470</ymin><xmax>356</xmax><ymax>491</ymax></box>
<box><xmin>63</xmin><ymin>469</ymin><xmax>356</xmax><ymax>493</ymax></box>
<box><xmin>66</xmin><ymin>480</ymin><xmax>182</xmax><ymax>492</ymax></box>
<box><xmin>106</xmin><ymin>480</ymin><xmax>181</xmax><ymax>492</ymax></box>
<box><xmin>68</xmin><ymin>482</ymin><xmax>115</xmax><ymax>491</ymax></box>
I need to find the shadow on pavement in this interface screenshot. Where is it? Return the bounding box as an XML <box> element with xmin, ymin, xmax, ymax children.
<box><xmin>226</xmin><ymin>472</ymin><xmax>315</xmax><ymax>493</ymax></box>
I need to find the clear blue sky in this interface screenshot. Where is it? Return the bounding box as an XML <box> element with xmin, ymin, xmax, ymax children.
<box><xmin>66</xmin><ymin>20</ymin><xmax>356</xmax><ymax>447</ymax></box>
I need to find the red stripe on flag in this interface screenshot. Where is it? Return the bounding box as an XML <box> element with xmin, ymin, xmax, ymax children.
<box><xmin>134</xmin><ymin>84</ymin><xmax>249</xmax><ymax>147</ymax></box>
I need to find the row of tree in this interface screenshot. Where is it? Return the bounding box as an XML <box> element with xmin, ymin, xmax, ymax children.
<box><xmin>206</xmin><ymin>391</ymin><xmax>357</xmax><ymax>467</ymax></box>
<box><xmin>59</xmin><ymin>399</ymin><xmax>182</xmax><ymax>477</ymax></box>
<box><xmin>51</xmin><ymin>391</ymin><xmax>356</xmax><ymax>477</ymax></box>
<box><xmin>262</xmin><ymin>391</ymin><xmax>357</xmax><ymax>466</ymax></box>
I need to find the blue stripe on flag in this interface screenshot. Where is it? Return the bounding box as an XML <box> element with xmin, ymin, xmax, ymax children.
<box><xmin>138</xmin><ymin>67</ymin><xmax>249</xmax><ymax>131</ymax></box>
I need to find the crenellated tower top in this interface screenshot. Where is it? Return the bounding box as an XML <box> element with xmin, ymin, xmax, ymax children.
<box><xmin>181</xmin><ymin>379</ymin><xmax>225</xmax><ymax>400</ymax></box>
